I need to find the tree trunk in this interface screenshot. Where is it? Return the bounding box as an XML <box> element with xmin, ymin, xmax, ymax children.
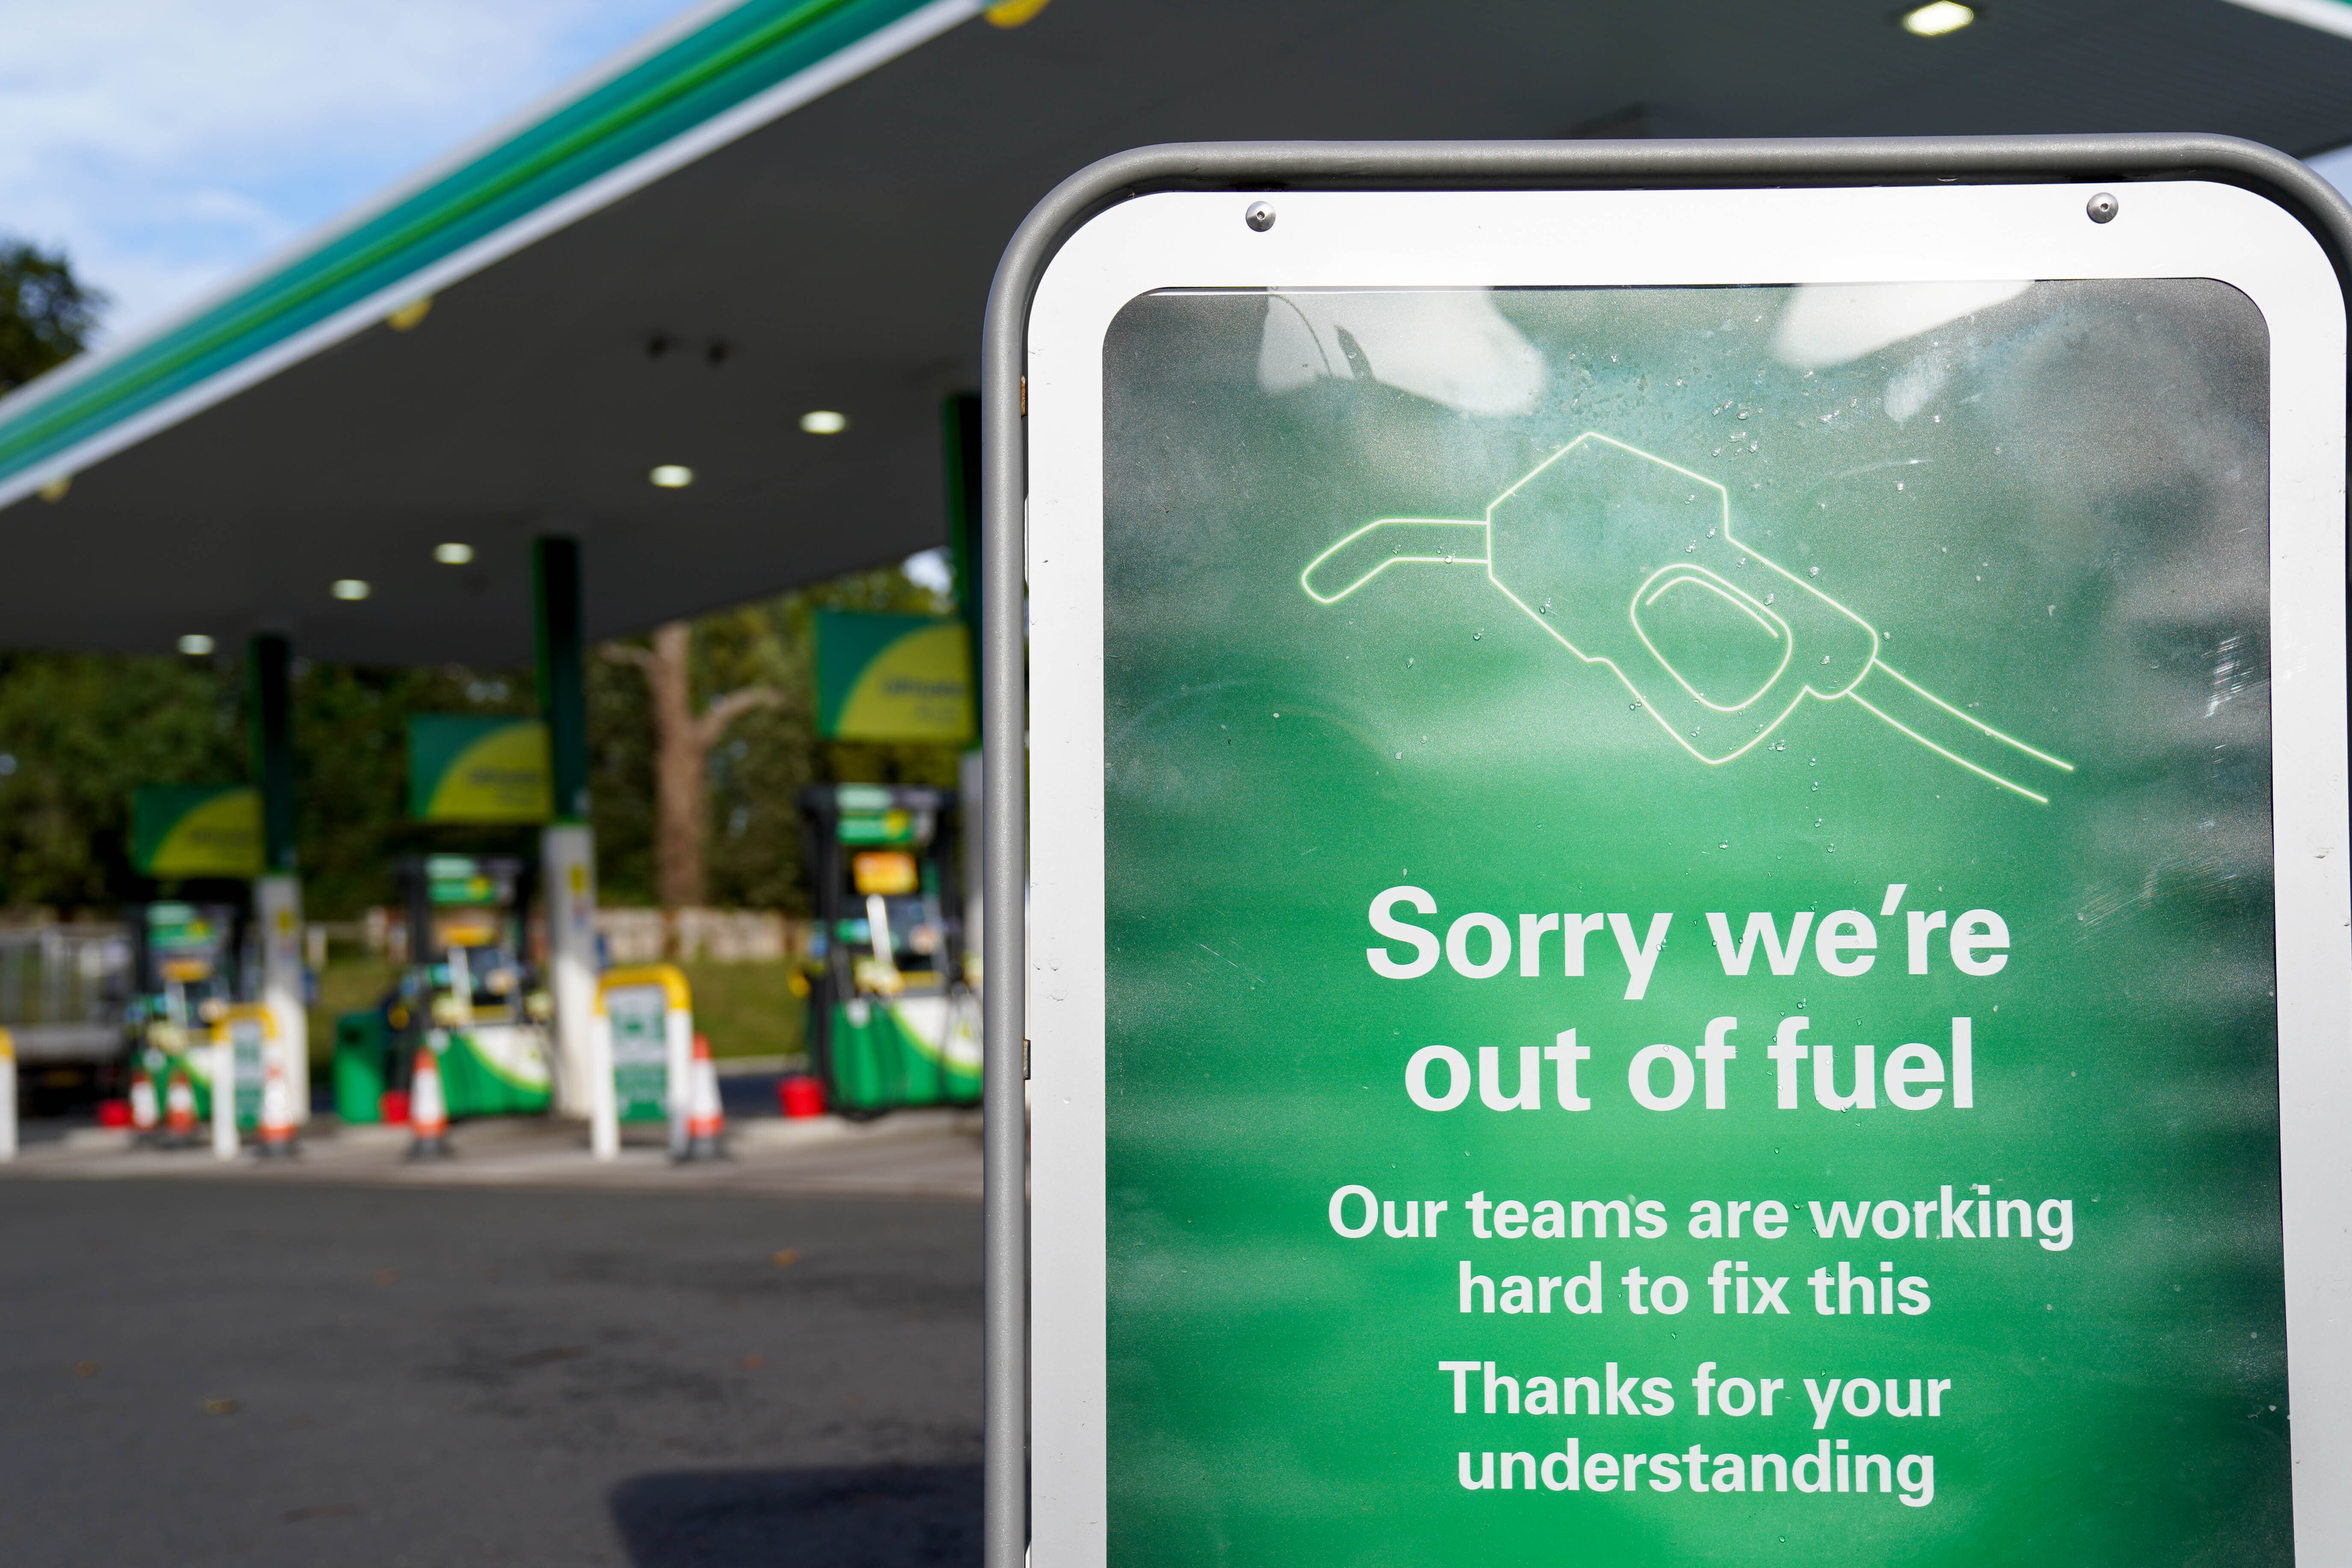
<box><xmin>608</xmin><ymin>621</ymin><xmax>784</xmax><ymax>929</ymax></box>
<box><xmin>645</xmin><ymin>622</ymin><xmax>705</xmax><ymax>911</ymax></box>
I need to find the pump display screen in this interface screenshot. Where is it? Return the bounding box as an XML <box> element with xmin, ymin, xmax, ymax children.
<box><xmin>852</xmin><ymin>850</ymin><xmax>921</xmax><ymax>896</ymax></box>
<box><xmin>1097</xmin><ymin>281</ymin><xmax>2284</xmax><ymax>1563</ymax></box>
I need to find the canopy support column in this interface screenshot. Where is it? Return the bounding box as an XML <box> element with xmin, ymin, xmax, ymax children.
<box><xmin>247</xmin><ymin>632</ymin><xmax>307</xmax><ymax>1122</ymax></box>
<box><xmin>533</xmin><ymin>537</ymin><xmax>601</xmax><ymax>1121</ymax></box>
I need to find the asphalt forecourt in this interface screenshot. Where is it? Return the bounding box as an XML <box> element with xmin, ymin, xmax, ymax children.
<box><xmin>0</xmin><ymin>1179</ymin><xmax>981</xmax><ymax>1567</ymax></box>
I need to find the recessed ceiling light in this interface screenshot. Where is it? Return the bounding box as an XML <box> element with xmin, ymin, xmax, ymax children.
<box><xmin>650</xmin><ymin>464</ymin><xmax>694</xmax><ymax>487</ymax></box>
<box><xmin>799</xmin><ymin>410</ymin><xmax>848</xmax><ymax>435</ymax></box>
<box><xmin>434</xmin><ymin>542</ymin><xmax>474</xmax><ymax>564</ymax></box>
<box><xmin>331</xmin><ymin>579</ymin><xmax>371</xmax><ymax>601</ymax></box>
<box><xmin>177</xmin><ymin>634</ymin><xmax>214</xmax><ymax>656</ymax></box>
<box><xmin>1900</xmin><ymin>1</ymin><xmax>1974</xmax><ymax>36</ymax></box>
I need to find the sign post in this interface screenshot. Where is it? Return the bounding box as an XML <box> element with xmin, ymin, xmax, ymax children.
<box><xmin>995</xmin><ymin>138</ymin><xmax>2352</xmax><ymax>1568</ymax></box>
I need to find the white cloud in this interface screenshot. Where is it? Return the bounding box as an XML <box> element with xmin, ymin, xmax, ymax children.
<box><xmin>0</xmin><ymin>0</ymin><xmax>699</xmax><ymax>341</ymax></box>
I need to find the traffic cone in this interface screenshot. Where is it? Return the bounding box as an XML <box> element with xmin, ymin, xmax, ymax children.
<box><xmin>405</xmin><ymin>1044</ymin><xmax>451</xmax><ymax>1160</ymax></box>
<box><xmin>676</xmin><ymin>1033</ymin><xmax>725</xmax><ymax>1162</ymax></box>
<box><xmin>129</xmin><ymin>1065</ymin><xmax>160</xmax><ymax>1146</ymax></box>
<box><xmin>255</xmin><ymin>1050</ymin><xmax>298</xmax><ymax>1158</ymax></box>
<box><xmin>163</xmin><ymin>1067</ymin><xmax>198</xmax><ymax>1148</ymax></box>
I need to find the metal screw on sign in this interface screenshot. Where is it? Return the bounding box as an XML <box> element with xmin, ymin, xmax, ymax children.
<box><xmin>1244</xmin><ymin>201</ymin><xmax>1276</xmax><ymax>232</ymax></box>
<box><xmin>2086</xmin><ymin>192</ymin><xmax>2119</xmax><ymax>224</ymax></box>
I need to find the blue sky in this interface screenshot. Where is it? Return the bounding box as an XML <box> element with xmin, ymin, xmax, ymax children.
<box><xmin>0</xmin><ymin>0</ymin><xmax>703</xmax><ymax>342</ymax></box>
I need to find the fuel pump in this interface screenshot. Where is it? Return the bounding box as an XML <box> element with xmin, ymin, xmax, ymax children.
<box><xmin>125</xmin><ymin>900</ymin><xmax>243</xmax><ymax>1130</ymax></box>
<box><xmin>335</xmin><ymin>854</ymin><xmax>554</xmax><ymax>1123</ymax></box>
<box><xmin>798</xmin><ymin>784</ymin><xmax>980</xmax><ymax>1118</ymax></box>
<box><xmin>391</xmin><ymin>854</ymin><xmax>554</xmax><ymax>1118</ymax></box>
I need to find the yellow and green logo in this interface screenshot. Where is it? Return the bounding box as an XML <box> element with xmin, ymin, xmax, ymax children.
<box><xmin>815</xmin><ymin>610</ymin><xmax>972</xmax><ymax>743</ymax></box>
<box><xmin>130</xmin><ymin>784</ymin><xmax>263</xmax><ymax>877</ymax></box>
<box><xmin>408</xmin><ymin>716</ymin><xmax>553</xmax><ymax>823</ymax></box>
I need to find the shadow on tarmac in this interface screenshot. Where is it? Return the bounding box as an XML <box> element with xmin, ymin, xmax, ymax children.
<box><xmin>609</xmin><ymin>1464</ymin><xmax>980</xmax><ymax>1568</ymax></box>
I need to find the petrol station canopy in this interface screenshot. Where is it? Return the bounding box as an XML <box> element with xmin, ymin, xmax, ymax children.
<box><xmin>0</xmin><ymin>0</ymin><xmax>2347</xmax><ymax>667</ymax></box>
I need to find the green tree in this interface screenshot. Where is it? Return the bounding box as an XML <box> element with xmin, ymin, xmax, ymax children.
<box><xmin>593</xmin><ymin>564</ymin><xmax>963</xmax><ymax>915</ymax></box>
<box><xmin>0</xmin><ymin>241</ymin><xmax>104</xmax><ymax>392</ymax></box>
<box><xmin>0</xmin><ymin>652</ymin><xmax>242</xmax><ymax>906</ymax></box>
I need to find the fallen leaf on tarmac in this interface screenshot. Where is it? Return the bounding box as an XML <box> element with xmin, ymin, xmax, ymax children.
<box><xmin>74</xmin><ymin>1361</ymin><xmax>98</xmax><ymax>1378</ymax></box>
<box><xmin>741</xmin><ymin>1354</ymin><xmax>765</xmax><ymax>1370</ymax></box>
<box><xmin>771</xmin><ymin>1249</ymin><xmax>799</xmax><ymax>1267</ymax></box>
<box><xmin>371</xmin><ymin>1269</ymin><xmax>397</xmax><ymax>1286</ymax></box>
<box><xmin>203</xmin><ymin>1398</ymin><xmax>241</xmax><ymax>1416</ymax></box>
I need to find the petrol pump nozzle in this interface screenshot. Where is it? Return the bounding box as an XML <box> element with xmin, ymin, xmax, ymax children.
<box><xmin>1302</xmin><ymin>432</ymin><xmax>2071</xmax><ymax>803</ymax></box>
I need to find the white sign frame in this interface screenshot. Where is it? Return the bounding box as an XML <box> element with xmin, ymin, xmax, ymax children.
<box><xmin>1021</xmin><ymin>178</ymin><xmax>2349</xmax><ymax>1565</ymax></box>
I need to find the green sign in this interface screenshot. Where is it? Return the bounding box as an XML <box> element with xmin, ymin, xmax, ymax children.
<box><xmin>407</xmin><ymin>716</ymin><xmax>551</xmax><ymax>822</ymax></box>
<box><xmin>814</xmin><ymin>609</ymin><xmax>973</xmax><ymax>741</ymax></box>
<box><xmin>423</xmin><ymin>853</ymin><xmax>503</xmax><ymax>907</ymax></box>
<box><xmin>599</xmin><ymin>966</ymin><xmax>689</xmax><ymax>1125</ymax></box>
<box><xmin>145</xmin><ymin>902</ymin><xmax>216</xmax><ymax>953</ymax></box>
<box><xmin>1090</xmin><ymin>281</ymin><xmax>2288</xmax><ymax>1561</ymax></box>
<box><xmin>130</xmin><ymin>785</ymin><xmax>262</xmax><ymax>877</ymax></box>
<box><xmin>608</xmin><ymin>986</ymin><xmax>668</xmax><ymax>1121</ymax></box>
<box><xmin>222</xmin><ymin>1010</ymin><xmax>267</xmax><ymax>1128</ymax></box>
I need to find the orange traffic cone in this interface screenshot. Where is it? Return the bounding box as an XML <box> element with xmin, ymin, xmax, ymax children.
<box><xmin>163</xmin><ymin>1067</ymin><xmax>198</xmax><ymax>1148</ymax></box>
<box><xmin>256</xmin><ymin>1050</ymin><xmax>298</xmax><ymax>1158</ymax></box>
<box><xmin>676</xmin><ymin>1033</ymin><xmax>725</xmax><ymax>1162</ymax></box>
<box><xmin>405</xmin><ymin>1044</ymin><xmax>451</xmax><ymax>1160</ymax></box>
<box><xmin>129</xmin><ymin>1064</ymin><xmax>160</xmax><ymax>1145</ymax></box>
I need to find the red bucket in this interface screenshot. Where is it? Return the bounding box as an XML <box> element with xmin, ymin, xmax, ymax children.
<box><xmin>379</xmin><ymin>1089</ymin><xmax>411</xmax><ymax>1126</ymax></box>
<box><xmin>778</xmin><ymin>1075</ymin><xmax>826</xmax><ymax>1119</ymax></box>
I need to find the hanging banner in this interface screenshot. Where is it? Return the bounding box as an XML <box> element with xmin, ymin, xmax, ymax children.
<box><xmin>130</xmin><ymin>785</ymin><xmax>263</xmax><ymax>878</ymax></box>
<box><xmin>814</xmin><ymin>609</ymin><xmax>973</xmax><ymax>741</ymax></box>
<box><xmin>1020</xmin><ymin>174</ymin><xmax>2352</xmax><ymax>1566</ymax></box>
<box><xmin>407</xmin><ymin>716</ymin><xmax>552</xmax><ymax>822</ymax></box>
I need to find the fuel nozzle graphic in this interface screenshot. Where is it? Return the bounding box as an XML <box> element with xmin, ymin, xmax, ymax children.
<box><xmin>1301</xmin><ymin>432</ymin><xmax>2073</xmax><ymax>803</ymax></box>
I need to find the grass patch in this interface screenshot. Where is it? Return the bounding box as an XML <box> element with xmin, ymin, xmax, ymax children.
<box><xmin>677</xmin><ymin>961</ymin><xmax>805</xmax><ymax>1060</ymax></box>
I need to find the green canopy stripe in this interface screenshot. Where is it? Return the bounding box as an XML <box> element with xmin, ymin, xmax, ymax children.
<box><xmin>0</xmin><ymin>0</ymin><xmax>966</xmax><ymax>490</ymax></box>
